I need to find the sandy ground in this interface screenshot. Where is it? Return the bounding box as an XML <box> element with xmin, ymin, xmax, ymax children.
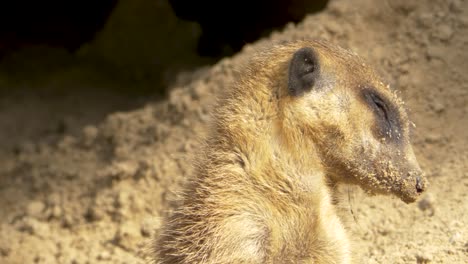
<box><xmin>0</xmin><ymin>0</ymin><xmax>467</xmax><ymax>263</ymax></box>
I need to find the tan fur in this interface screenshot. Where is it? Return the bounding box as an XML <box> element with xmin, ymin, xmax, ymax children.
<box><xmin>153</xmin><ymin>40</ymin><xmax>428</xmax><ymax>263</ymax></box>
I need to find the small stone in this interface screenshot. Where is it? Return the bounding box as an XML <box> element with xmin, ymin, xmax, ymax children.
<box><xmin>26</xmin><ymin>201</ymin><xmax>46</xmax><ymax>218</ymax></box>
<box><xmin>426</xmin><ymin>46</ymin><xmax>445</xmax><ymax>60</ymax></box>
<box><xmin>430</xmin><ymin>100</ymin><xmax>445</xmax><ymax>114</ymax></box>
<box><xmin>140</xmin><ymin>217</ymin><xmax>161</xmax><ymax>237</ymax></box>
<box><xmin>84</xmin><ymin>206</ymin><xmax>104</xmax><ymax>222</ymax></box>
<box><xmin>325</xmin><ymin>22</ymin><xmax>341</xmax><ymax>35</ymax></box>
<box><xmin>82</xmin><ymin>125</ymin><xmax>98</xmax><ymax>146</ymax></box>
<box><xmin>47</xmin><ymin>193</ymin><xmax>61</xmax><ymax>204</ymax></box>
<box><xmin>192</xmin><ymin>83</ymin><xmax>208</xmax><ymax>100</ymax></box>
<box><xmin>377</xmin><ymin>227</ymin><xmax>391</xmax><ymax>236</ymax></box>
<box><xmin>396</xmin><ymin>1</ymin><xmax>417</xmax><ymax>13</ymax></box>
<box><xmin>61</xmin><ymin>214</ymin><xmax>75</xmax><ymax>228</ymax></box>
<box><xmin>14</xmin><ymin>141</ymin><xmax>36</xmax><ymax>155</ymax></box>
<box><xmin>0</xmin><ymin>245</ymin><xmax>10</xmax><ymax>257</ymax></box>
<box><xmin>418</xmin><ymin>193</ymin><xmax>435</xmax><ymax>216</ymax></box>
<box><xmin>50</xmin><ymin>205</ymin><xmax>62</xmax><ymax>218</ymax></box>
<box><xmin>417</xmin><ymin>13</ymin><xmax>434</xmax><ymax>28</ymax></box>
<box><xmin>114</xmin><ymin>222</ymin><xmax>141</xmax><ymax>250</ymax></box>
<box><xmin>106</xmin><ymin>161</ymin><xmax>139</xmax><ymax>180</ymax></box>
<box><xmin>449</xmin><ymin>231</ymin><xmax>462</xmax><ymax>244</ymax></box>
<box><xmin>425</xmin><ymin>133</ymin><xmax>442</xmax><ymax>144</ymax></box>
<box><xmin>57</xmin><ymin>135</ymin><xmax>76</xmax><ymax>150</ymax></box>
<box><xmin>17</xmin><ymin>217</ymin><xmax>50</xmax><ymax>237</ymax></box>
<box><xmin>435</xmin><ymin>24</ymin><xmax>454</xmax><ymax>41</ymax></box>
<box><xmin>415</xmin><ymin>250</ymin><xmax>433</xmax><ymax>263</ymax></box>
<box><xmin>450</xmin><ymin>0</ymin><xmax>463</xmax><ymax>12</ymax></box>
<box><xmin>96</xmin><ymin>250</ymin><xmax>111</xmax><ymax>261</ymax></box>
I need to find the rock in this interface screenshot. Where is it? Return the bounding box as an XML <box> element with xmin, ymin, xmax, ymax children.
<box><xmin>425</xmin><ymin>133</ymin><xmax>442</xmax><ymax>144</ymax></box>
<box><xmin>430</xmin><ymin>100</ymin><xmax>445</xmax><ymax>114</ymax></box>
<box><xmin>325</xmin><ymin>22</ymin><xmax>342</xmax><ymax>35</ymax></box>
<box><xmin>418</xmin><ymin>193</ymin><xmax>435</xmax><ymax>216</ymax></box>
<box><xmin>57</xmin><ymin>135</ymin><xmax>77</xmax><ymax>150</ymax></box>
<box><xmin>417</xmin><ymin>13</ymin><xmax>434</xmax><ymax>28</ymax></box>
<box><xmin>426</xmin><ymin>46</ymin><xmax>445</xmax><ymax>60</ymax></box>
<box><xmin>114</xmin><ymin>222</ymin><xmax>141</xmax><ymax>250</ymax></box>
<box><xmin>102</xmin><ymin>161</ymin><xmax>139</xmax><ymax>180</ymax></box>
<box><xmin>140</xmin><ymin>217</ymin><xmax>161</xmax><ymax>237</ymax></box>
<box><xmin>0</xmin><ymin>244</ymin><xmax>10</xmax><ymax>257</ymax></box>
<box><xmin>14</xmin><ymin>141</ymin><xmax>36</xmax><ymax>155</ymax></box>
<box><xmin>44</xmin><ymin>205</ymin><xmax>63</xmax><ymax>220</ymax></box>
<box><xmin>450</xmin><ymin>0</ymin><xmax>463</xmax><ymax>13</ymax></box>
<box><xmin>434</xmin><ymin>24</ymin><xmax>454</xmax><ymax>41</ymax></box>
<box><xmin>415</xmin><ymin>250</ymin><xmax>433</xmax><ymax>263</ymax></box>
<box><xmin>82</xmin><ymin>125</ymin><xmax>98</xmax><ymax>147</ymax></box>
<box><xmin>61</xmin><ymin>213</ymin><xmax>76</xmax><ymax>229</ymax></box>
<box><xmin>449</xmin><ymin>231</ymin><xmax>462</xmax><ymax>244</ymax></box>
<box><xmin>26</xmin><ymin>201</ymin><xmax>46</xmax><ymax>219</ymax></box>
<box><xmin>96</xmin><ymin>250</ymin><xmax>112</xmax><ymax>261</ymax></box>
<box><xmin>16</xmin><ymin>217</ymin><xmax>50</xmax><ymax>237</ymax></box>
<box><xmin>84</xmin><ymin>205</ymin><xmax>105</xmax><ymax>222</ymax></box>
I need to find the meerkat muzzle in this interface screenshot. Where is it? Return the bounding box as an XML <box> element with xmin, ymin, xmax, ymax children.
<box><xmin>397</xmin><ymin>170</ymin><xmax>428</xmax><ymax>203</ymax></box>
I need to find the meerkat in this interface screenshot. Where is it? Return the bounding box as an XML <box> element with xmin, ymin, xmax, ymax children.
<box><xmin>153</xmin><ymin>39</ymin><xmax>428</xmax><ymax>264</ymax></box>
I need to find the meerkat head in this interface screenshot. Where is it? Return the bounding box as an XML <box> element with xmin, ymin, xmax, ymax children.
<box><xmin>275</xmin><ymin>41</ymin><xmax>427</xmax><ymax>203</ymax></box>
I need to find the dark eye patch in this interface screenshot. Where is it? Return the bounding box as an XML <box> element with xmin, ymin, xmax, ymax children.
<box><xmin>362</xmin><ymin>88</ymin><xmax>402</xmax><ymax>143</ymax></box>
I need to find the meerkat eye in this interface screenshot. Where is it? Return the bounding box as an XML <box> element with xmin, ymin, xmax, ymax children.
<box><xmin>369</xmin><ymin>93</ymin><xmax>389</xmax><ymax>122</ymax></box>
<box><xmin>362</xmin><ymin>88</ymin><xmax>403</xmax><ymax>141</ymax></box>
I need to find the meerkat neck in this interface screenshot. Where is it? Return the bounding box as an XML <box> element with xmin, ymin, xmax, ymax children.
<box><xmin>192</xmin><ymin>136</ymin><xmax>350</xmax><ymax>263</ymax></box>
<box><xmin>202</xmin><ymin>119</ymin><xmax>329</xmax><ymax>206</ymax></box>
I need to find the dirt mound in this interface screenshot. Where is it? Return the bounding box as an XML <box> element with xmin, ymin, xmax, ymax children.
<box><xmin>0</xmin><ymin>0</ymin><xmax>467</xmax><ymax>263</ymax></box>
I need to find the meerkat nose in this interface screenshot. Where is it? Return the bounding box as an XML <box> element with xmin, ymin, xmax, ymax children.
<box><xmin>416</xmin><ymin>176</ymin><xmax>425</xmax><ymax>193</ymax></box>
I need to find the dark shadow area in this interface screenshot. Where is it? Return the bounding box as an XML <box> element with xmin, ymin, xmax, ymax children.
<box><xmin>169</xmin><ymin>0</ymin><xmax>329</xmax><ymax>57</ymax></box>
<box><xmin>0</xmin><ymin>1</ymin><xmax>118</xmax><ymax>57</ymax></box>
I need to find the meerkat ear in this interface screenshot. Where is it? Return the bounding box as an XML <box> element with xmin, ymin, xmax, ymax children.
<box><xmin>288</xmin><ymin>47</ymin><xmax>320</xmax><ymax>96</ymax></box>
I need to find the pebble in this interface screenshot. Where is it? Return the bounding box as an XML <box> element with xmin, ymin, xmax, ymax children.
<box><xmin>140</xmin><ymin>217</ymin><xmax>161</xmax><ymax>237</ymax></box>
<box><xmin>47</xmin><ymin>205</ymin><xmax>62</xmax><ymax>219</ymax></box>
<box><xmin>426</xmin><ymin>46</ymin><xmax>445</xmax><ymax>60</ymax></box>
<box><xmin>417</xmin><ymin>13</ymin><xmax>434</xmax><ymax>28</ymax></box>
<box><xmin>14</xmin><ymin>141</ymin><xmax>36</xmax><ymax>155</ymax></box>
<box><xmin>114</xmin><ymin>222</ymin><xmax>141</xmax><ymax>249</ymax></box>
<box><xmin>82</xmin><ymin>125</ymin><xmax>98</xmax><ymax>146</ymax></box>
<box><xmin>435</xmin><ymin>24</ymin><xmax>454</xmax><ymax>41</ymax></box>
<box><xmin>191</xmin><ymin>83</ymin><xmax>208</xmax><ymax>100</ymax></box>
<box><xmin>26</xmin><ymin>201</ymin><xmax>46</xmax><ymax>218</ymax></box>
<box><xmin>96</xmin><ymin>250</ymin><xmax>112</xmax><ymax>261</ymax></box>
<box><xmin>425</xmin><ymin>133</ymin><xmax>442</xmax><ymax>144</ymax></box>
<box><xmin>84</xmin><ymin>206</ymin><xmax>104</xmax><ymax>222</ymax></box>
<box><xmin>418</xmin><ymin>193</ymin><xmax>435</xmax><ymax>216</ymax></box>
<box><xmin>325</xmin><ymin>22</ymin><xmax>342</xmax><ymax>35</ymax></box>
<box><xmin>0</xmin><ymin>245</ymin><xmax>10</xmax><ymax>257</ymax></box>
<box><xmin>61</xmin><ymin>214</ymin><xmax>75</xmax><ymax>228</ymax></box>
<box><xmin>415</xmin><ymin>250</ymin><xmax>433</xmax><ymax>263</ymax></box>
<box><xmin>449</xmin><ymin>231</ymin><xmax>462</xmax><ymax>244</ymax></box>
<box><xmin>17</xmin><ymin>217</ymin><xmax>50</xmax><ymax>237</ymax></box>
<box><xmin>450</xmin><ymin>0</ymin><xmax>463</xmax><ymax>13</ymax></box>
<box><xmin>430</xmin><ymin>100</ymin><xmax>445</xmax><ymax>113</ymax></box>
